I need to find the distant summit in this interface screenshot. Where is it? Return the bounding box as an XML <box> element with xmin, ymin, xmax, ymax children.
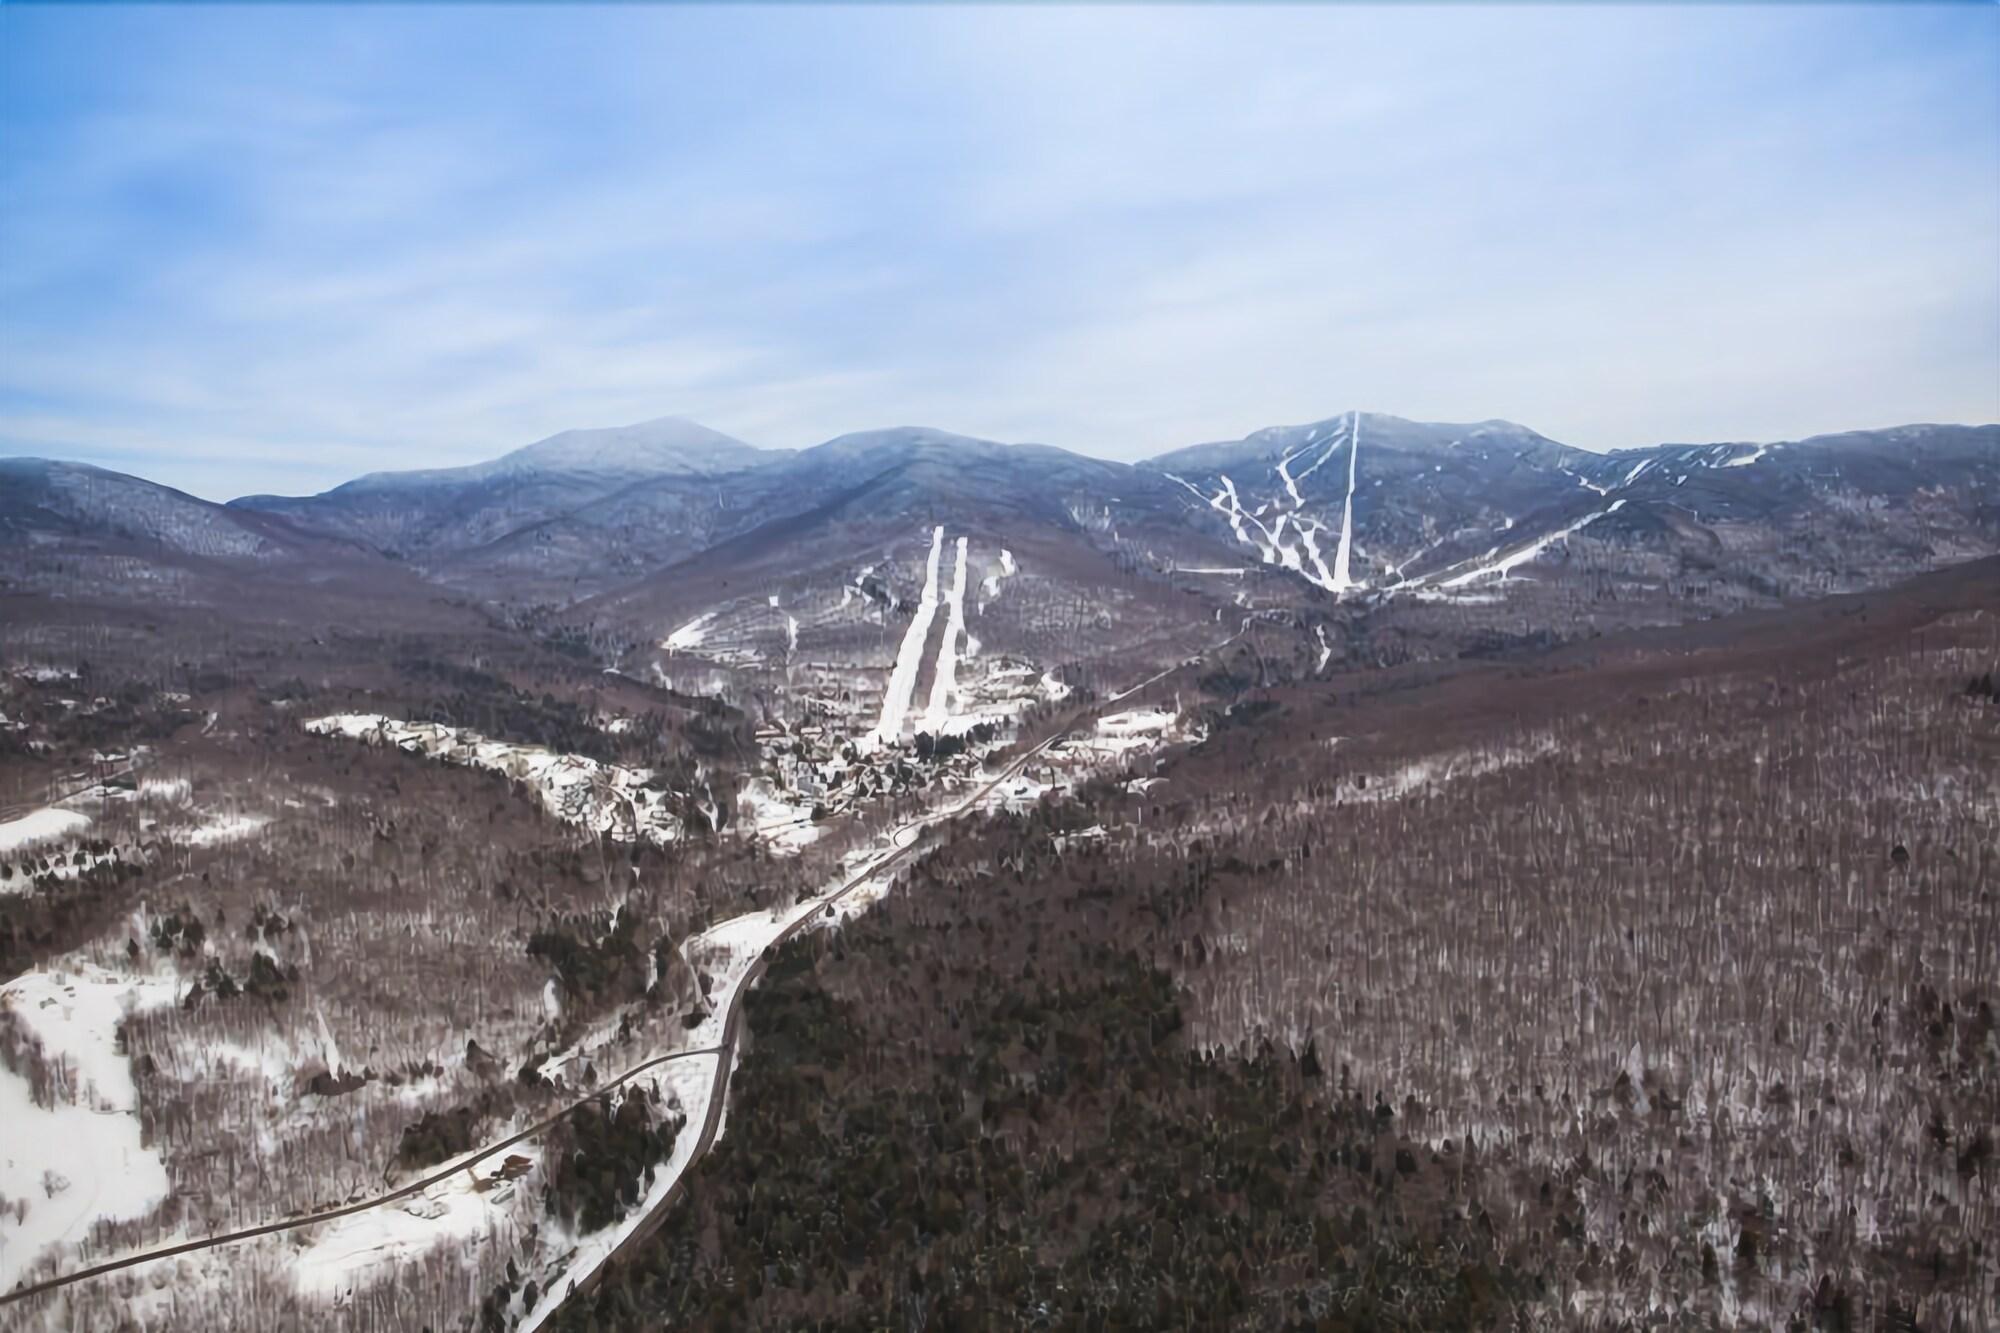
<box><xmin>315</xmin><ymin>416</ymin><xmax>781</xmax><ymax>494</ymax></box>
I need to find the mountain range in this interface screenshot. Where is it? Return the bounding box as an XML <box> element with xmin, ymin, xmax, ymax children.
<box><xmin>4</xmin><ymin>412</ymin><xmax>1996</xmax><ymax>672</ymax></box>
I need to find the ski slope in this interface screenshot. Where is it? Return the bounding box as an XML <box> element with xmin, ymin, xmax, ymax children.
<box><xmin>1330</xmin><ymin>411</ymin><xmax>1360</xmax><ymax>592</ymax></box>
<box><xmin>870</xmin><ymin>526</ymin><xmax>946</xmax><ymax>747</ymax></box>
<box><xmin>923</xmin><ymin>536</ymin><xmax>970</xmax><ymax>733</ymax></box>
<box><xmin>1438</xmin><ymin>500</ymin><xmax>1627</xmax><ymax>587</ymax></box>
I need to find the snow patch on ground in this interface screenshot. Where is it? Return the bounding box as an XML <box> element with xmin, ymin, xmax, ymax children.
<box><xmin>0</xmin><ymin>808</ymin><xmax>89</xmax><ymax>856</ymax></box>
<box><xmin>182</xmin><ymin>813</ymin><xmax>268</xmax><ymax>847</ymax></box>
<box><xmin>1347</xmin><ymin>736</ymin><xmax>1559</xmax><ymax>804</ymax></box>
<box><xmin>978</xmin><ymin>547</ymin><xmax>1016</xmax><ymax>608</ymax></box>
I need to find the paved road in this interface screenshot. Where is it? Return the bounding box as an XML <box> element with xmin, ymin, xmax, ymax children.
<box><xmin>1</xmin><ymin>632</ymin><xmax>1233</xmax><ymax>1313</ymax></box>
<box><xmin>533</xmin><ymin>641</ymin><xmax>1227</xmax><ymax>1324</ymax></box>
<box><xmin>0</xmin><ymin>1045</ymin><xmax>725</xmax><ymax>1307</ymax></box>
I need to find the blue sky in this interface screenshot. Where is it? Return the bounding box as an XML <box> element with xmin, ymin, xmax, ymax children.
<box><xmin>2</xmin><ymin>5</ymin><xmax>1995</xmax><ymax>499</ymax></box>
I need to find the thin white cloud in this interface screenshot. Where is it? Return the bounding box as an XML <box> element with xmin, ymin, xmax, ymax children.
<box><xmin>1</xmin><ymin>4</ymin><xmax>1993</xmax><ymax>497</ymax></box>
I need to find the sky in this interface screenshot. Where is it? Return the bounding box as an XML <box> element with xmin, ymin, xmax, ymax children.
<box><xmin>1</xmin><ymin>5</ymin><xmax>1995</xmax><ymax>500</ymax></box>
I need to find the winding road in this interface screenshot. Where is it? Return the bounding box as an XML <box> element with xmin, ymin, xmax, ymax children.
<box><xmin>527</xmin><ymin>640</ymin><xmax>1228</xmax><ymax>1325</ymax></box>
<box><xmin>1</xmin><ymin>633</ymin><xmax>1234</xmax><ymax>1316</ymax></box>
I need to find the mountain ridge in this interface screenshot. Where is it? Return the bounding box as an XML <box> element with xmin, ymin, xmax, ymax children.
<box><xmin>6</xmin><ymin>413</ymin><xmax>1995</xmax><ymax>645</ymax></box>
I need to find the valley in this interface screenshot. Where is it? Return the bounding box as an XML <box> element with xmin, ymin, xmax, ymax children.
<box><xmin>0</xmin><ymin>412</ymin><xmax>1995</xmax><ymax>1331</ymax></box>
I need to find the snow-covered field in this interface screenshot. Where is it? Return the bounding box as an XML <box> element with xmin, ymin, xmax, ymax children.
<box><xmin>292</xmin><ymin>1145</ymin><xmax>543</xmax><ymax>1299</ymax></box>
<box><xmin>0</xmin><ymin>963</ymin><xmax>181</xmax><ymax>1289</ymax></box>
<box><xmin>0</xmin><ymin>808</ymin><xmax>89</xmax><ymax>857</ymax></box>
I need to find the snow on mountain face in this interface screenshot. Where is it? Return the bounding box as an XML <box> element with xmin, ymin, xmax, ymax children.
<box><xmin>11</xmin><ymin>414</ymin><xmax>1995</xmax><ymax>631</ymax></box>
<box><xmin>0</xmin><ymin>458</ymin><xmax>290</xmax><ymax>559</ymax></box>
<box><xmin>343</xmin><ymin>417</ymin><xmax>780</xmax><ymax>490</ymax></box>
<box><xmin>221</xmin><ymin>417</ymin><xmax>789</xmax><ymax>574</ymax></box>
<box><xmin>1144</xmin><ymin>414</ymin><xmax>2000</xmax><ymax>600</ymax></box>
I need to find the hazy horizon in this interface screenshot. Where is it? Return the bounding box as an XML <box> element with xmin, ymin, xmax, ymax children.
<box><xmin>4</xmin><ymin>4</ymin><xmax>1995</xmax><ymax>499</ymax></box>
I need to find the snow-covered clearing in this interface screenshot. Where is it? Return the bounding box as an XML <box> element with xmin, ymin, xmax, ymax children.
<box><xmin>1063</xmin><ymin>707</ymin><xmax>1192</xmax><ymax>763</ymax></box>
<box><xmin>182</xmin><ymin>813</ymin><xmax>268</xmax><ymax>847</ymax></box>
<box><xmin>304</xmin><ymin>715</ymin><xmax>684</xmax><ymax>844</ymax></box>
<box><xmin>870</xmin><ymin>526</ymin><xmax>945</xmax><ymax>747</ymax></box>
<box><xmin>0</xmin><ymin>807</ymin><xmax>90</xmax><ymax>857</ymax></box>
<box><xmin>1437</xmin><ymin>500</ymin><xmax>1626</xmax><ymax>587</ymax></box>
<box><xmin>292</xmin><ymin>1146</ymin><xmax>543</xmax><ymax>1299</ymax></box>
<box><xmin>660</xmin><ymin>612</ymin><xmax>717</xmax><ymax>653</ymax></box>
<box><xmin>978</xmin><ymin>548</ymin><xmax>1015</xmax><ymax>608</ymax></box>
<box><xmin>0</xmin><ymin>963</ymin><xmax>180</xmax><ymax>1289</ymax></box>
<box><xmin>1722</xmin><ymin>443</ymin><xmax>1773</xmax><ymax>468</ymax></box>
<box><xmin>922</xmin><ymin>536</ymin><xmax>971</xmax><ymax>733</ymax></box>
<box><xmin>733</xmin><ymin>779</ymin><xmax>823</xmax><ymax>854</ymax></box>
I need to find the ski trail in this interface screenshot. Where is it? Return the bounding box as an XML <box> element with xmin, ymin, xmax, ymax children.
<box><xmin>922</xmin><ymin>536</ymin><xmax>970</xmax><ymax>732</ymax></box>
<box><xmin>1275</xmin><ymin>430</ymin><xmax>1318</xmax><ymax>506</ymax></box>
<box><xmin>870</xmin><ymin>526</ymin><xmax>945</xmax><ymax>746</ymax></box>
<box><xmin>1561</xmin><ymin>467</ymin><xmax>1609</xmax><ymax>496</ymax></box>
<box><xmin>1167</xmin><ymin>472</ymin><xmax>1264</xmax><ymax>561</ymax></box>
<box><xmin>1293</xmin><ymin>417</ymin><xmax>1349</xmax><ymax>484</ymax></box>
<box><xmin>1184</xmin><ymin>474</ymin><xmax>1278</xmax><ymax>563</ymax></box>
<box><xmin>1438</xmin><ymin>500</ymin><xmax>1626</xmax><ymax>587</ymax></box>
<box><xmin>1298</xmin><ymin>520</ymin><xmax>1337</xmax><ymax>590</ymax></box>
<box><xmin>1330</xmin><ymin>411</ymin><xmax>1359</xmax><ymax>592</ymax></box>
<box><xmin>661</xmin><ymin>612</ymin><xmax>717</xmax><ymax>653</ymax></box>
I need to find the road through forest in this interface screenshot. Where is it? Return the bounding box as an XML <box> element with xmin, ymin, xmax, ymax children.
<box><xmin>1</xmin><ymin>632</ymin><xmax>1234</xmax><ymax>1316</ymax></box>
